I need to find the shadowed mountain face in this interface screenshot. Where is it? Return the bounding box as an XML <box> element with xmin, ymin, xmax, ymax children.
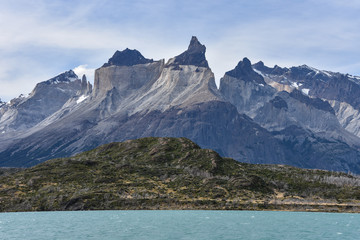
<box><xmin>1</xmin><ymin>37</ymin><xmax>360</xmax><ymax>174</ymax></box>
<box><xmin>226</xmin><ymin>58</ymin><xmax>265</xmax><ymax>85</ymax></box>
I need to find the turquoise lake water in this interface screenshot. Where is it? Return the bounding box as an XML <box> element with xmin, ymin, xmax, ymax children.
<box><xmin>0</xmin><ymin>210</ymin><xmax>359</xmax><ymax>239</ymax></box>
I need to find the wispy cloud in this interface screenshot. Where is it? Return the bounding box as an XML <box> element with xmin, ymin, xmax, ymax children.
<box><xmin>0</xmin><ymin>0</ymin><xmax>359</xmax><ymax>101</ymax></box>
<box><xmin>73</xmin><ymin>65</ymin><xmax>96</xmax><ymax>83</ymax></box>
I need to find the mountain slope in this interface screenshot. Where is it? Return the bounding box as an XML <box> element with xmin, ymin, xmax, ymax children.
<box><xmin>0</xmin><ymin>137</ymin><xmax>359</xmax><ymax>212</ymax></box>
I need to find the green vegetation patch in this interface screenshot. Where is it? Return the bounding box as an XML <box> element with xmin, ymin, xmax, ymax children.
<box><xmin>0</xmin><ymin>137</ymin><xmax>359</xmax><ymax>212</ymax></box>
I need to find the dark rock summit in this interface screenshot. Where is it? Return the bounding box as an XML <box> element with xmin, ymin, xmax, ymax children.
<box><xmin>44</xmin><ymin>70</ymin><xmax>78</xmax><ymax>85</ymax></box>
<box><xmin>226</xmin><ymin>58</ymin><xmax>266</xmax><ymax>85</ymax></box>
<box><xmin>102</xmin><ymin>48</ymin><xmax>154</xmax><ymax>67</ymax></box>
<box><xmin>169</xmin><ymin>36</ymin><xmax>209</xmax><ymax>68</ymax></box>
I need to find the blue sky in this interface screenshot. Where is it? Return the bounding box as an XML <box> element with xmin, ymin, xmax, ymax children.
<box><xmin>1</xmin><ymin>0</ymin><xmax>360</xmax><ymax>101</ymax></box>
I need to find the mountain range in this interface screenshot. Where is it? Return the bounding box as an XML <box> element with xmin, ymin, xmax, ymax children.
<box><xmin>1</xmin><ymin>36</ymin><xmax>360</xmax><ymax>174</ymax></box>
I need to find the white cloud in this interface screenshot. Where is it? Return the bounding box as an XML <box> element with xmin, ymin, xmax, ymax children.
<box><xmin>73</xmin><ymin>65</ymin><xmax>96</xmax><ymax>84</ymax></box>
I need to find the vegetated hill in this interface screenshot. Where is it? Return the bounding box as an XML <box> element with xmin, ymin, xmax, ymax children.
<box><xmin>0</xmin><ymin>167</ymin><xmax>22</xmax><ymax>177</ymax></box>
<box><xmin>0</xmin><ymin>137</ymin><xmax>359</xmax><ymax>212</ymax></box>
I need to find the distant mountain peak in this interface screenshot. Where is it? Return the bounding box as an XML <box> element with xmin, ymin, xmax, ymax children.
<box><xmin>168</xmin><ymin>36</ymin><xmax>209</xmax><ymax>68</ymax></box>
<box><xmin>44</xmin><ymin>70</ymin><xmax>79</xmax><ymax>85</ymax></box>
<box><xmin>102</xmin><ymin>48</ymin><xmax>154</xmax><ymax>67</ymax></box>
<box><xmin>226</xmin><ymin>58</ymin><xmax>265</xmax><ymax>84</ymax></box>
<box><xmin>188</xmin><ymin>36</ymin><xmax>204</xmax><ymax>51</ymax></box>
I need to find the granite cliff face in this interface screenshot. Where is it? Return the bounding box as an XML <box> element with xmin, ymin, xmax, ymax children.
<box><xmin>93</xmin><ymin>49</ymin><xmax>163</xmax><ymax>99</ymax></box>
<box><xmin>0</xmin><ymin>37</ymin><xmax>360</xmax><ymax>173</ymax></box>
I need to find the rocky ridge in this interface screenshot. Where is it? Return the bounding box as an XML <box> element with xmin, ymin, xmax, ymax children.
<box><xmin>253</xmin><ymin>62</ymin><xmax>360</xmax><ymax>139</ymax></box>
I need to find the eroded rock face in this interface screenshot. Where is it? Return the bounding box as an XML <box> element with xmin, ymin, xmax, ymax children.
<box><xmin>220</xmin><ymin>74</ymin><xmax>275</xmax><ymax>118</ymax></box>
<box><xmin>129</xmin><ymin>65</ymin><xmax>221</xmax><ymax>114</ymax></box>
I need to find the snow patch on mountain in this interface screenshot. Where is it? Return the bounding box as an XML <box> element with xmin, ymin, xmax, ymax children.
<box><xmin>301</xmin><ymin>65</ymin><xmax>333</xmax><ymax>78</ymax></box>
<box><xmin>291</xmin><ymin>82</ymin><xmax>299</xmax><ymax>88</ymax></box>
<box><xmin>76</xmin><ymin>95</ymin><xmax>88</xmax><ymax>104</ymax></box>
<box><xmin>301</xmin><ymin>88</ymin><xmax>310</xmax><ymax>95</ymax></box>
<box><xmin>252</xmin><ymin>68</ymin><xmax>265</xmax><ymax>77</ymax></box>
<box><xmin>348</xmin><ymin>74</ymin><xmax>360</xmax><ymax>85</ymax></box>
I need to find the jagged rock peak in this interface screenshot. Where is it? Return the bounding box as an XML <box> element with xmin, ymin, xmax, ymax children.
<box><xmin>81</xmin><ymin>74</ymin><xmax>87</xmax><ymax>88</ymax></box>
<box><xmin>253</xmin><ymin>61</ymin><xmax>288</xmax><ymax>75</ymax></box>
<box><xmin>102</xmin><ymin>48</ymin><xmax>154</xmax><ymax>67</ymax></box>
<box><xmin>81</xmin><ymin>74</ymin><xmax>88</xmax><ymax>91</ymax></box>
<box><xmin>81</xmin><ymin>74</ymin><xmax>87</xmax><ymax>82</ymax></box>
<box><xmin>226</xmin><ymin>58</ymin><xmax>265</xmax><ymax>85</ymax></box>
<box><xmin>188</xmin><ymin>36</ymin><xmax>205</xmax><ymax>51</ymax></box>
<box><xmin>44</xmin><ymin>70</ymin><xmax>79</xmax><ymax>85</ymax></box>
<box><xmin>79</xmin><ymin>74</ymin><xmax>92</xmax><ymax>95</ymax></box>
<box><xmin>169</xmin><ymin>36</ymin><xmax>209</xmax><ymax>68</ymax></box>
